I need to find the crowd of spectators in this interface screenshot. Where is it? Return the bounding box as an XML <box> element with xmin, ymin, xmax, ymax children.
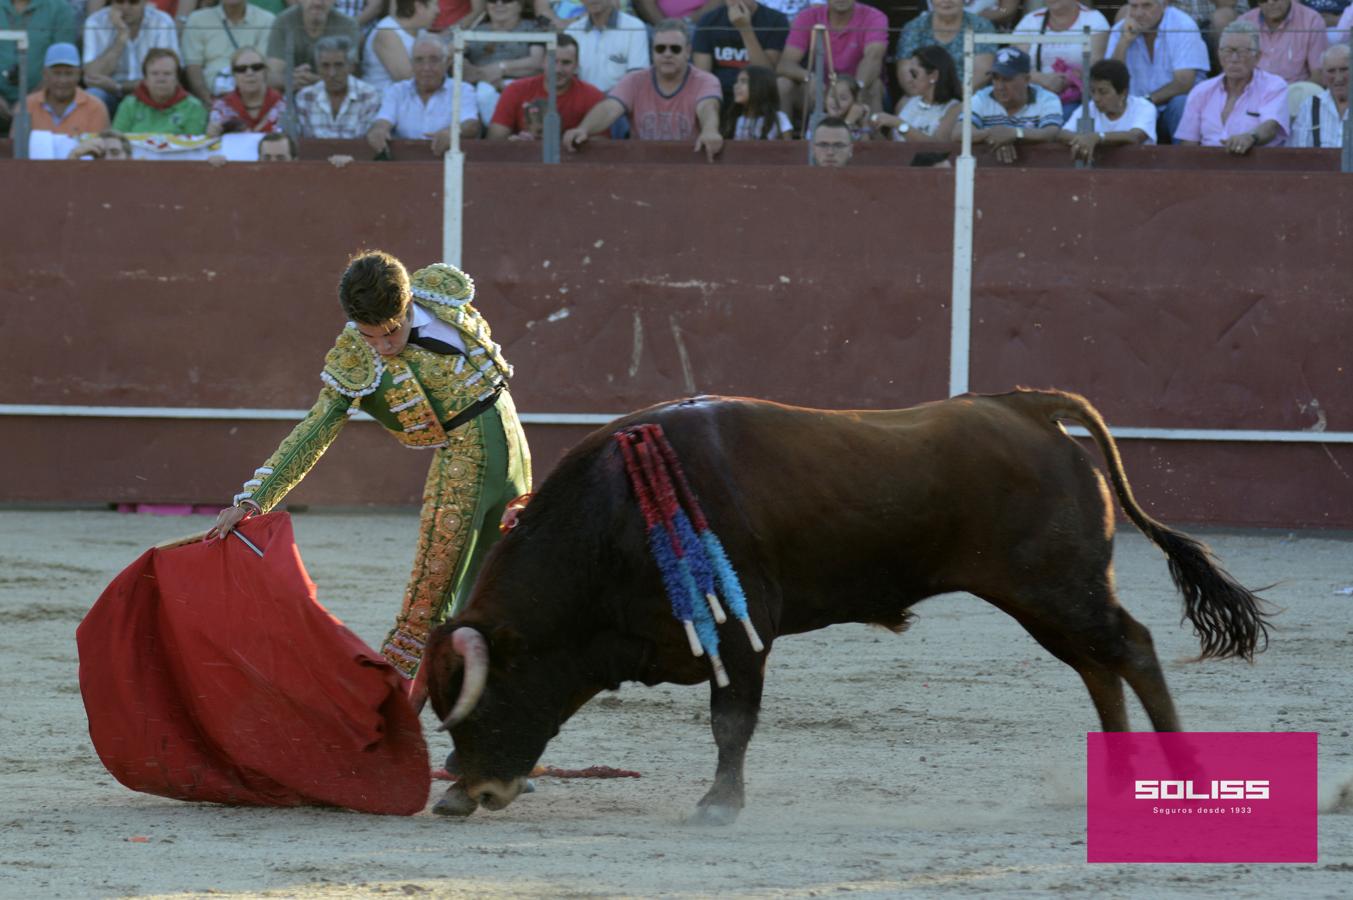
<box><xmin>2</xmin><ymin>0</ymin><xmax>1350</xmax><ymax>162</ymax></box>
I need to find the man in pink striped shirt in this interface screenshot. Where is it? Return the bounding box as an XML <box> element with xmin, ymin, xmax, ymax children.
<box><xmin>1238</xmin><ymin>0</ymin><xmax>1329</xmax><ymax>85</ymax></box>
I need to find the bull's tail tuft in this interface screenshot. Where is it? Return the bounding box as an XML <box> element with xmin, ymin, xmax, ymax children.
<box><xmin>1151</xmin><ymin>526</ymin><xmax>1272</xmax><ymax>661</ymax></box>
<box><xmin>1020</xmin><ymin>389</ymin><xmax>1274</xmax><ymax>662</ymax></box>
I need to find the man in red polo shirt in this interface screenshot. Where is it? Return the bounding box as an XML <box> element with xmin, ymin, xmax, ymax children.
<box><xmin>487</xmin><ymin>34</ymin><xmax>605</xmax><ymax>139</ymax></box>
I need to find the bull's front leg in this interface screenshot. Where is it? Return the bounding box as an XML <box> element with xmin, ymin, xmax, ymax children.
<box><xmin>693</xmin><ymin>657</ymin><xmax>766</xmax><ymax>825</ymax></box>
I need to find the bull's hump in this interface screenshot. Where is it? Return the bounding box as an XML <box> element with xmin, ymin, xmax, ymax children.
<box><xmin>674</xmin><ymin>395</ymin><xmax>722</xmax><ymax>408</ymax></box>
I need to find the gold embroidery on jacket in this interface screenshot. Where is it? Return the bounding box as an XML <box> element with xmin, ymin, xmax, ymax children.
<box><xmin>380</xmin><ymin>415</ymin><xmax>489</xmax><ymax>676</ymax></box>
<box><xmin>242</xmin><ymin>386</ymin><xmax>353</xmax><ymax>512</ymax></box>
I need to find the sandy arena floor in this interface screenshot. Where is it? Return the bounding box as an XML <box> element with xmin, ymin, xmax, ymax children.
<box><xmin>2</xmin><ymin>509</ymin><xmax>1350</xmax><ymax>898</ymax></box>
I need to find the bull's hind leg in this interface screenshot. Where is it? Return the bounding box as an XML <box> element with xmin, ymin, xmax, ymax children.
<box><xmin>1114</xmin><ymin>609</ymin><xmax>1181</xmax><ymax>731</ymax></box>
<box><xmin>1017</xmin><ymin>621</ymin><xmax>1130</xmax><ymax>731</ymax></box>
<box><xmin>692</xmin><ymin>655</ymin><xmax>767</xmax><ymax>826</ymax></box>
<box><xmin>1005</xmin><ymin>590</ymin><xmax>1181</xmax><ymax>733</ymax></box>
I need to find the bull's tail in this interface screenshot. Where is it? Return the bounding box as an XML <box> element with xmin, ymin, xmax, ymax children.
<box><xmin>1020</xmin><ymin>389</ymin><xmax>1273</xmax><ymax>662</ymax></box>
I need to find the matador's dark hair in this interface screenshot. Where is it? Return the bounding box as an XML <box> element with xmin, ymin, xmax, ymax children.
<box><xmin>338</xmin><ymin>251</ymin><xmax>411</xmax><ymax>325</ymax></box>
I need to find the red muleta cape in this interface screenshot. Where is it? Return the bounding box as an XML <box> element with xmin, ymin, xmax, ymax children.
<box><xmin>76</xmin><ymin>512</ymin><xmax>430</xmax><ymax>815</ymax></box>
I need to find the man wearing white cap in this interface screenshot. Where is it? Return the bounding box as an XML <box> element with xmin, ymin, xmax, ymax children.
<box><xmin>953</xmin><ymin>46</ymin><xmax>1062</xmax><ymax>164</ymax></box>
<box><xmin>25</xmin><ymin>42</ymin><xmax>110</xmax><ymax>136</ymax></box>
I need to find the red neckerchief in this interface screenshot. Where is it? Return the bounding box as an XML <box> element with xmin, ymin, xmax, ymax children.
<box><xmin>134</xmin><ymin>82</ymin><xmax>190</xmax><ymax>111</ymax></box>
<box><xmin>223</xmin><ymin>88</ymin><xmax>283</xmax><ymax>130</ymax></box>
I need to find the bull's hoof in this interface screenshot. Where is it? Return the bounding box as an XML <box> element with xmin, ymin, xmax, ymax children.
<box><xmin>431</xmin><ymin>783</ymin><xmax>479</xmax><ymax>817</ymax></box>
<box><xmin>689</xmin><ymin>803</ymin><xmax>740</xmax><ymax>826</ymax></box>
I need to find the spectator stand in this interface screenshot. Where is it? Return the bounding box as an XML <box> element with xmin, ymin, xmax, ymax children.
<box><xmin>445</xmin><ymin>28</ymin><xmax>561</xmax><ymax>266</ymax></box>
<box><xmin>1</xmin><ymin>30</ymin><xmax>29</xmax><ymax>158</ymax></box>
<box><xmin>951</xmin><ymin>28</ymin><xmax>1093</xmax><ymax>398</ymax></box>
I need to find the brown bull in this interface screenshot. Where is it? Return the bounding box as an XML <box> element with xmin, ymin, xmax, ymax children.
<box><xmin>421</xmin><ymin>389</ymin><xmax>1271</xmax><ymax>822</ymax></box>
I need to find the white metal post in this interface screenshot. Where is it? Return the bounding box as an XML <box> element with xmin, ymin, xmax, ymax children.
<box><xmin>949</xmin><ymin>30</ymin><xmax>1093</xmax><ymax>398</ymax></box>
<box><xmin>443</xmin><ymin>31</ymin><xmax>558</xmax><ymax>266</ymax></box>
<box><xmin>949</xmin><ymin>30</ymin><xmax>977</xmax><ymax>397</ymax></box>
<box><xmin>444</xmin><ymin>33</ymin><xmax>467</xmax><ymax>267</ymax></box>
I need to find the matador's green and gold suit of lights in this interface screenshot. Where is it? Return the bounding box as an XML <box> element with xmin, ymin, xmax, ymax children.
<box><xmin>232</xmin><ymin>264</ymin><xmax>531</xmax><ymax>678</ymax></box>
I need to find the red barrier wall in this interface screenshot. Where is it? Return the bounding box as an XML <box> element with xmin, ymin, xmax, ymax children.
<box><xmin>3</xmin><ymin>155</ymin><xmax>1350</xmax><ymax>526</ymax></box>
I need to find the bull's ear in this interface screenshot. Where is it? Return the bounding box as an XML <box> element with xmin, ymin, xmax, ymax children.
<box><xmin>487</xmin><ymin>624</ymin><xmax>525</xmax><ymax>667</ymax></box>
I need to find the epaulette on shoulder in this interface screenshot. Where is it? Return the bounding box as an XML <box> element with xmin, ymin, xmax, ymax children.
<box><xmin>320</xmin><ymin>326</ymin><xmax>384</xmax><ymax>398</ymax></box>
<box><xmin>410</xmin><ymin>263</ymin><xmax>475</xmax><ymax>307</ymax></box>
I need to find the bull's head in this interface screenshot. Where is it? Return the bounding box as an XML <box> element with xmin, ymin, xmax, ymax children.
<box><xmin>423</xmin><ymin>621</ymin><xmax>600</xmax><ymax>816</ymax></box>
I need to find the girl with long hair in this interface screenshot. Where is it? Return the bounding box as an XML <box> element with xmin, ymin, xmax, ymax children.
<box><xmin>721</xmin><ymin>66</ymin><xmax>792</xmax><ymax>140</ymax></box>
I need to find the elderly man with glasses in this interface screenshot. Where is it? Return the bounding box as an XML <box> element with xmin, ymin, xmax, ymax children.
<box><xmin>1237</xmin><ymin>0</ymin><xmax>1329</xmax><ymax>85</ymax></box>
<box><xmin>564</xmin><ymin>19</ymin><xmax>725</xmax><ymax>160</ymax></box>
<box><xmin>1175</xmin><ymin>20</ymin><xmax>1288</xmax><ymax>153</ymax></box>
<box><xmin>82</xmin><ymin>0</ymin><xmax>180</xmax><ymax>115</ymax></box>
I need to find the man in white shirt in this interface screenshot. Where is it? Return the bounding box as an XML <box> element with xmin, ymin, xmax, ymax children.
<box><xmin>82</xmin><ymin>0</ymin><xmax>179</xmax><ymax>114</ymax></box>
<box><xmin>366</xmin><ymin>36</ymin><xmax>480</xmax><ymax>157</ymax></box>
<box><xmin>1106</xmin><ymin>0</ymin><xmax>1208</xmax><ymax>141</ymax></box>
<box><xmin>565</xmin><ymin>0</ymin><xmax>649</xmax><ymax>93</ymax></box>
<box><xmin>1291</xmin><ymin>43</ymin><xmax>1350</xmax><ymax>148</ymax></box>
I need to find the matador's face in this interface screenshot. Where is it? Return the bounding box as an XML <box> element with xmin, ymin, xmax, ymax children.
<box><xmin>354</xmin><ymin>306</ymin><xmax>413</xmax><ymax>357</ymax></box>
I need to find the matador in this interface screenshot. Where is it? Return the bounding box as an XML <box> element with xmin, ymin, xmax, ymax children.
<box><xmin>212</xmin><ymin>251</ymin><xmax>531</xmax><ymax>682</ymax></box>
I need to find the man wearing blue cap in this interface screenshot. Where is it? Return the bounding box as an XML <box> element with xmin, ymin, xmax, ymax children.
<box><xmin>0</xmin><ymin>0</ymin><xmax>76</xmax><ymax>127</ymax></box>
<box><xmin>953</xmin><ymin>46</ymin><xmax>1063</xmax><ymax>165</ymax></box>
<box><xmin>25</xmin><ymin>43</ymin><xmax>110</xmax><ymax>136</ymax></box>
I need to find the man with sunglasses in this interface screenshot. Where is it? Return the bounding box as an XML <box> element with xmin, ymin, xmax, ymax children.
<box><xmin>82</xmin><ymin>0</ymin><xmax>179</xmax><ymax>115</ymax></box>
<box><xmin>564</xmin><ymin>19</ymin><xmax>725</xmax><ymax>160</ymax></box>
<box><xmin>181</xmin><ymin>0</ymin><xmax>277</xmax><ymax>105</ymax></box>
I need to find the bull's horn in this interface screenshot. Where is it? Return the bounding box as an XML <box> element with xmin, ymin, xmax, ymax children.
<box><xmin>440</xmin><ymin>627</ymin><xmax>489</xmax><ymax>731</ymax></box>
